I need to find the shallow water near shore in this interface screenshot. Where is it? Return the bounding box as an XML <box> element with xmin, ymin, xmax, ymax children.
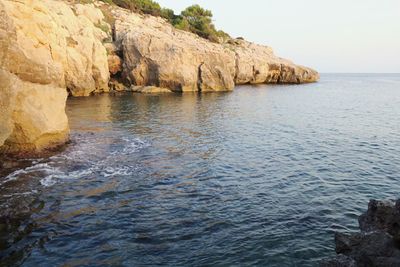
<box><xmin>1</xmin><ymin>74</ymin><xmax>400</xmax><ymax>266</ymax></box>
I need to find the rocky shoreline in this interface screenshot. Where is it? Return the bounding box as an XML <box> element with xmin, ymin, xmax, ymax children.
<box><xmin>0</xmin><ymin>0</ymin><xmax>319</xmax><ymax>155</ymax></box>
<box><xmin>321</xmin><ymin>199</ymin><xmax>400</xmax><ymax>267</ymax></box>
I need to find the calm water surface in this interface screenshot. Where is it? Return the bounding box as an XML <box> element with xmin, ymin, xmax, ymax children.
<box><xmin>1</xmin><ymin>74</ymin><xmax>400</xmax><ymax>266</ymax></box>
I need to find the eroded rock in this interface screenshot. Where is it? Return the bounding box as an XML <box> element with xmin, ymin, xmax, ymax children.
<box><xmin>112</xmin><ymin>7</ymin><xmax>318</xmax><ymax>92</ymax></box>
<box><xmin>229</xmin><ymin>38</ymin><xmax>319</xmax><ymax>84</ymax></box>
<box><xmin>113</xmin><ymin>9</ymin><xmax>236</xmax><ymax>92</ymax></box>
<box><xmin>359</xmin><ymin>199</ymin><xmax>400</xmax><ymax>241</ymax></box>
<box><xmin>320</xmin><ymin>255</ymin><xmax>356</xmax><ymax>267</ymax></box>
<box><xmin>0</xmin><ymin>0</ymin><xmax>111</xmax><ymax>154</ymax></box>
<box><xmin>322</xmin><ymin>200</ymin><xmax>400</xmax><ymax>267</ymax></box>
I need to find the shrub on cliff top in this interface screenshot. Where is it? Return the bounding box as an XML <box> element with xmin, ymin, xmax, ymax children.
<box><xmin>180</xmin><ymin>5</ymin><xmax>214</xmax><ymax>39</ymax></box>
<box><xmin>99</xmin><ymin>0</ymin><xmax>230</xmax><ymax>43</ymax></box>
<box><xmin>175</xmin><ymin>5</ymin><xmax>230</xmax><ymax>43</ymax></box>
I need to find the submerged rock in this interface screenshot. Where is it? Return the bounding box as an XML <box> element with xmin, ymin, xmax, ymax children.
<box><xmin>131</xmin><ymin>86</ymin><xmax>173</xmax><ymax>94</ymax></box>
<box><xmin>321</xmin><ymin>199</ymin><xmax>400</xmax><ymax>267</ymax></box>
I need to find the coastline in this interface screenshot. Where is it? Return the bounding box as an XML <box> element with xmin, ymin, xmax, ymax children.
<box><xmin>0</xmin><ymin>0</ymin><xmax>318</xmax><ymax>156</ymax></box>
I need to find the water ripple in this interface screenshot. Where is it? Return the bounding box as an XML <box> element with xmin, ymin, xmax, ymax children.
<box><xmin>1</xmin><ymin>74</ymin><xmax>400</xmax><ymax>266</ymax></box>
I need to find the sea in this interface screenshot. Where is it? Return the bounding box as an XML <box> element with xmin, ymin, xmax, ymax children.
<box><xmin>1</xmin><ymin>73</ymin><xmax>399</xmax><ymax>266</ymax></box>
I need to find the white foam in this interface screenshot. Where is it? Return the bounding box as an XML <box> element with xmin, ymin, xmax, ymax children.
<box><xmin>116</xmin><ymin>138</ymin><xmax>150</xmax><ymax>155</ymax></box>
<box><xmin>40</xmin><ymin>176</ymin><xmax>57</xmax><ymax>187</ymax></box>
<box><xmin>100</xmin><ymin>166</ymin><xmax>136</xmax><ymax>177</ymax></box>
<box><xmin>3</xmin><ymin>135</ymin><xmax>149</xmax><ymax>188</ymax></box>
<box><xmin>0</xmin><ymin>164</ymin><xmax>53</xmax><ymax>187</ymax></box>
<box><xmin>2</xmin><ymin>190</ymin><xmax>38</xmax><ymax>198</ymax></box>
<box><xmin>1</xmin><ymin>169</ymin><xmax>28</xmax><ymax>186</ymax></box>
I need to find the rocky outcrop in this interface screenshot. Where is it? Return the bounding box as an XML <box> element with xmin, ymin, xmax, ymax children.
<box><xmin>111</xmin><ymin>6</ymin><xmax>318</xmax><ymax>92</ymax></box>
<box><xmin>0</xmin><ymin>0</ymin><xmax>110</xmax><ymax>155</ymax></box>
<box><xmin>321</xmin><ymin>200</ymin><xmax>400</xmax><ymax>267</ymax></box>
<box><xmin>229</xmin><ymin>39</ymin><xmax>319</xmax><ymax>84</ymax></box>
<box><xmin>112</xmin><ymin>8</ymin><xmax>236</xmax><ymax>92</ymax></box>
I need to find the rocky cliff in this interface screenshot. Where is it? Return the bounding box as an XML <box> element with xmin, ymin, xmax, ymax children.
<box><xmin>0</xmin><ymin>0</ymin><xmax>111</xmax><ymax>155</ymax></box>
<box><xmin>0</xmin><ymin>0</ymin><xmax>319</xmax><ymax>155</ymax></box>
<box><xmin>111</xmin><ymin>5</ymin><xmax>318</xmax><ymax>92</ymax></box>
<box><xmin>321</xmin><ymin>199</ymin><xmax>400</xmax><ymax>267</ymax></box>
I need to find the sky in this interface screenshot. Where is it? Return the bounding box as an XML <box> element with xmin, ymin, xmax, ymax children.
<box><xmin>157</xmin><ymin>0</ymin><xmax>400</xmax><ymax>73</ymax></box>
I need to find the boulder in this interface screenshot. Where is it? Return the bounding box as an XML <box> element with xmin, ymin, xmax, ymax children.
<box><xmin>321</xmin><ymin>200</ymin><xmax>400</xmax><ymax>267</ymax></box>
<box><xmin>359</xmin><ymin>199</ymin><xmax>400</xmax><ymax>241</ymax></box>
<box><xmin>0</xmin><ymin>0</ymin><xmax>111</xmax><ymax>154</ymax></box>
<box><xmin>0</xmin><ymin>70</ymin><xmax>69</xmax><ymax>155</ymax></box>
<box><xmin>105</xmin><ymin>43</ymin><xmax>123</xmax><ymax>76</ymax></box>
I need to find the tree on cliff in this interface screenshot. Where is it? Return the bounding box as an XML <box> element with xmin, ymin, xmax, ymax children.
<box><xmin>180</xmin><ymin>5</ymin><xmax>214</xmax><ymax>39</ymax></box>
<box><xmin>178</xmin><ymin>5</ymin><xmax>230</xmax><ymax>43</ymax></box>
<box><xmin>99</xmin><ymin>0</ymin><xmax>230</xmax><ymax>43</ymax></box>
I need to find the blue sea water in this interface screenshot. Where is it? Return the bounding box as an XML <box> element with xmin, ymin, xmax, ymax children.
<box><xmin>1</xmin><ymin>74</ymin><xmax>400</xmax><ymax>266</ymax></box>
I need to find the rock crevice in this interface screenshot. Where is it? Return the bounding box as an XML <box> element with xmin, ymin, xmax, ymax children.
<box><xmin>197</xmin><ymin>62</ymin><xmax>204</xmax><ymax>92</ymax></box>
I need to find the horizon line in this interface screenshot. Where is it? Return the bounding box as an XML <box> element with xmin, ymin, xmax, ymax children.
<box><xmin>319</xmin><ymin>72</ymin><xmax>400</xmax><ymax>74</ymax></box>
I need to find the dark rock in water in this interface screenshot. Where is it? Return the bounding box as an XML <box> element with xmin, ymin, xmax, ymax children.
<box><xmin>321</xmin><ymin>199</ymin><xmax>400</xmax><ymax>267</ymax></box>
<box><xmin>320</xmin><ymin>254</ymin><xmax>356</xmax><ymax>267</ymax></box>
<box><xmin>359</xmin><ymin>199</ymin><xmax>400</xmax><ymax>242</ymax></box>
<box><xmin>336</xmin><ymin>231</ymin><xmax>400</xmax><ymax>266</ymax></box>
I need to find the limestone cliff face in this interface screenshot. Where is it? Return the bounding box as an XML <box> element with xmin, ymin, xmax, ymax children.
<box><xmin>110</xmin><ymin>6</ymin><xmax>318</xmax><ymax>92</ymax></box>
<box><xmin>229</xmin><ymin>39</ymin><xmax>319</xmax><ymax>84</ymax></box>
<box><xmin>112</xmin><ymin>8</ymin><xmax>236</xmax><ymax>92</ymax></box>
<box><xmin>0</xmin><ymin>0</ymin><xmax>110</xmax><ymax>154</ymax></box>
<box><xmin>0</xmin><ymin>0</ymin><xmax>319</xmax><ymax>155</ymax></box>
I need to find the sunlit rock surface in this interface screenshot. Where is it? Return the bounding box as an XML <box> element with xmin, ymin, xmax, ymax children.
<box><xmin>112</xmin><ymin>6</ymin><xmax>319</xmax><ymax>92</ymax></box>
<box><xmin>0</xmin><ymin>0</ymin><xmax>111</xmax><ymax>154</ymax></box>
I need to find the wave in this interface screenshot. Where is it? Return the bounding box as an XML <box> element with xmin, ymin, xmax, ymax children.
<box><xmin>1</xmin><ymin>134</ymin><xmax>150</xmax><ymax>188</ymax></box>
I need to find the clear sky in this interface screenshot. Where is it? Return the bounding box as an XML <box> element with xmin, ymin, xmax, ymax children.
<box><xmin>157</xmin><ymin>0</ymin><xmax>400</xmax><ymax>73</ymax></box>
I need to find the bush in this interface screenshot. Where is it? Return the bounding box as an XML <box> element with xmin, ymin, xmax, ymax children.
<box><xmin>160</xmin><ymin>8</ymin><xmax>175</xmax><ymax>23</ymax></box>
<box><xmin>172</xmin><ymin>16</ymin><xmax>190</xmax><ymax>31</ymax></box>
<box><xmin>176</xmin><ymin>5</ymin><xmax>230</xmax><ymax>42</ymax></box>
<box><xmin>135</xmin><ymin>0</ymin><xmax>162</xmax><ymax>16</ymax></box>
<box><xmin>180</xmin><ymin>5</ymin><xmax>213</xmax><ymax>39</ymax></box>
<box><xmin>99</xmin><ymin>0</ymin><xmax>230</xmax><ymax>43</ymax></box>
<box><xmin>110</xmin><ymin>0</ymin><xmax>161</xmax><ymax>15</ymax></box>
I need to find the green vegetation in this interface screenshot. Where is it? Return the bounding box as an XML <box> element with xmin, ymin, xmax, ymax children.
<box><xmin>179</xmin><ymin>4</ymin><xmax>229</xmax><ymax>42</ymax></box>
<box><xmin>98</xmin><ymin>0</ymin><xmax>230</xmax><ymax>43</ymax></box>
<box><xmin>95</xmin><ymin>21</ymin><xmax>111</xmax><ymax>33</ymax></box>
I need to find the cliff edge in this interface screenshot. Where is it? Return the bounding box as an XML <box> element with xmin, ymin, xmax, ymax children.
<box><xmin>0</xmin><ymin>0</ymin><xmax>319</xmax><ymax>155</ymax></box>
